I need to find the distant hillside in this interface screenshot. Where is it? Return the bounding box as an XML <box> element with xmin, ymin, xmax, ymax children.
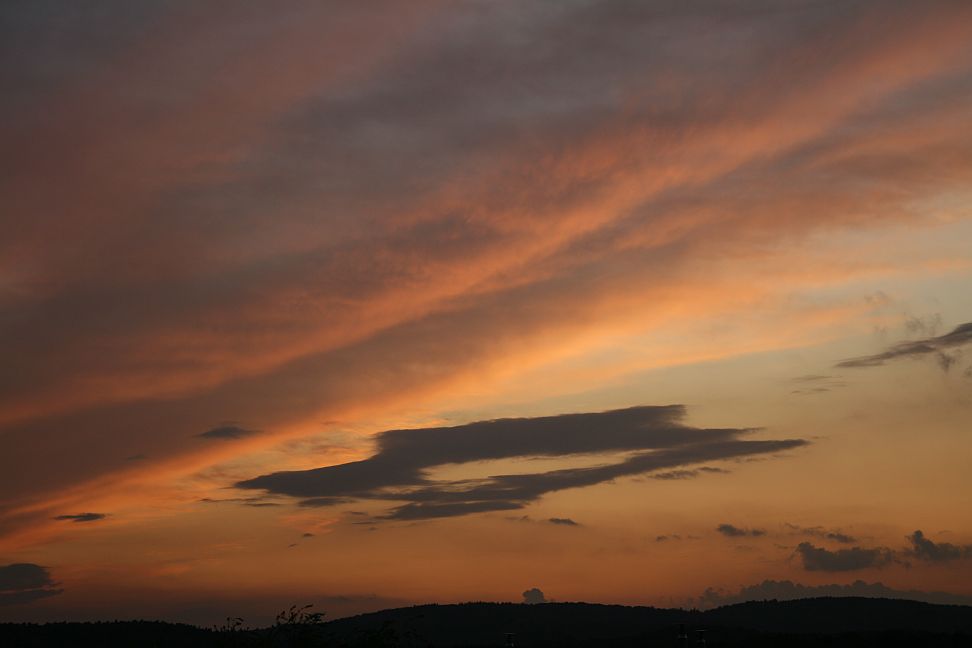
<box><xmin>703</xmin><ymin>596</ymin><xmax>972</xmax><ymax>634</ymax></box>
<box><xmin>3</xmin><ymin>597</ymin><xmax>972</xmax><ymax>646</ymax></box>
<box><xmin>0</xmin><ymin>620</ymin><xmax>212</xmax><ymax>647</ymax></box>
<box><xmin>318</xmin><ymin>598</ymin><xmax>972</xmax><ymax>646</ymax></box>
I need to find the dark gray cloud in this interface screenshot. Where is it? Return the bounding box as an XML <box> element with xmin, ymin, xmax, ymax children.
<box><xmin>53</xmin><ymin>512</ymin><xmax>106</xmax><ymax>523</ymax></box>
<box><xmin>299</xmin><ymin>497</ymin><xmax>353</xmax><ymax>508</ymax></box>
<box><xmin>717</xmin><ymin>523</ymin><xmax>766</xmax><ymax>538</ymax></box>
<box><xmin>795</xmin><ymin>542</ymin><xmax>894</xmax><ymax>572</ymax></box>
<box><xmin>652</xmin><ymin>466</ymin><xmax>728</xmax><ymax>480</ymax></box>
<box><xmin>238</xmin><ymin>406</ymin><xmax>806</xmax><ymax>520</ymax></box>
<box><xmin>382</xmin><ymin>501</ymin><xmax>525</xmax><ymax>521</ymax></box>
<box><xmin>0</xmin><ymin>563</ymin><xmax>54</xmax><ymax>591</ymax></box>
<box><xmin>696</xmin><ymin>579</ymin><xmax>972</xmax><ymax>609</ymax></box>
<box><xmin>906</xmin><ymin>530</ymin><xmax>972</xmax><ymax>562</ymax></box>
<box><xmin>548</xmin><ymin>517</ymin><xmax>579</xmax><ymax>527</ymax></box>
<box><xmin>656</xmin><ymin>534</ymin><xmax>688</xmax><ymax>542</ymax></box>
<box><xmin>651</xmin><ymin>470</ymin><xmax>698</xmax><ymax>480</ymax></box>
<box><xmin>836</xmin><ymin>322</ymin><xmax>972</xmax><ymax>369</ymax></box>
<box><xmin>785</xmin><ymin>523</ymin><xmax>857</xmax><ymax>544</ymax></box>
<box><xmin>792</xmin><ymin>530</ymin><xmax>972</xmax><ymax>572</ymax></box>
<box><xmin>199</xmin><ymin>496</ymin><xmax>281</xmax><ymax>508</ymax></box>
<box><xmin>506</xmin><ymin>514</ymin><xmax>581</xmax><ymax>527</ymax></box>
<box><xmin>0</xmin><ymin>563</ymin><xmax>62</xmax><ymax>606</ymax></box>
<box><xmin>522</xmin><ymin>587</ymin><xmax>546</xmax><ymax>605</ymax></box>
<box><xmin>197</xmin><ymin>424</ymin><xmax>257</xmax><ymax>441</ymax></box>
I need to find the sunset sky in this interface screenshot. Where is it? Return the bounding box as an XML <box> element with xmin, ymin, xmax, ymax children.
<box><xmin>2</xmin><ymin>0</ymin><xmax>972</xmax><ymax>626</ymax></box>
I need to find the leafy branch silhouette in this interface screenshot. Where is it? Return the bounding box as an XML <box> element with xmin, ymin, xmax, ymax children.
<box><xmin>212</xmin><ymin>603</ymin><xmax>328</xmax><ymax>647</ymax></box>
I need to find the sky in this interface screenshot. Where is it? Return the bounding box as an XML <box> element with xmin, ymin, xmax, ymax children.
<box><xmin>2</xmin><ymin>0</ymin><xmax>972</xmax><ymax>627</ymax></box>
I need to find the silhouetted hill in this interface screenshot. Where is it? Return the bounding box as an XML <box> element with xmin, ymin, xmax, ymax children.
<box><xmin>318</xmin><ymin>598</ymin><xmax>972</xmax><ymax>646</ymax></box>
<box><xmin>0</xmin><ymin>620</ymin><xmax>212</xmax><ymax>647</ymax></box>
<box><xmin>3</xmin><ymin>597</ymin><xmax>972</xmax><ymax>646</ymax></box>
<box><xmin>703</xmin><ymin>596</ymin><xmax>972</xmax><ymax>634</ymax></box>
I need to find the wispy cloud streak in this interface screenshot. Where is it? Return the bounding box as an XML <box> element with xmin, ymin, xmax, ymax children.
<box><xmin>837</xmin><ymin>323</ymin><xmax>972</xmax><ymax>368</ymax></box>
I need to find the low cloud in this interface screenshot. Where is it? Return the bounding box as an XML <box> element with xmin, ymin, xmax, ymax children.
<box><xmin>785</xmin><ymin>523</ymin><xmax>857</xmax><ymax>544</ymax></box>
<box><xmin>793</xmin><ymin>530</ymin><xmax>971</xmax><ymax>572</ymax></box>
<box><xmin>381</xmin><ymin>501</ymin><xmax>524</xmax><ymax>521</ymax></box>
<box><xmin>199</xmin><ymin>496</ymin><xmax>281</xmax><ymax>508</ymax></box>
<box><xmin>0</xmin><ymin>563</ymin><xmax>62</xmax><ymax>606</ymax></box>
<box><xmin>652</xmin><ymin>466</ymin><xmax>728</xmax><ymax>480</ymax></box>
<box><xmin>717</xmin><ymin>523</ymin><xmax>766</xmax><ymax>538</ymax></box>
<box><xmin>656</xmin><ymin>533</ymin><xmax>699</xmax><ymax>542</ymax></box>
<box><xmin>299</xmin><ymin>497</ymin><xmax>353</xmax><ymax>508</ymax></box>
<box><xmin>696</xmin><ymin>579</ymin><xmax>972</xmax><ymax>609</ymax></box>
<box><xmin>548</xmin><ymin>518</ymin><xmax>579</xmax><ymax>527</ymax></box>
<box><xmin>522</xmin><ymin>587</ymin><xmax>546</xmax><ymax>604</ymax></box>
<box><xmin>506</xmin><ymin>514</ymin><xmax>580</xmax><ymax>527</ymax></box>
<box><xmin>906</xmin><ymin>530</ymin><xmax>972</xmax><ymax>562</ymax></box>
<box><xmin>197</xmin><ymin>424</ymin><xmax>258</xmax><ymax>441</ymax></box>
<box><xmin>53</xmin><ymin>512</ymin><xmax>106</xmax><ymax>523</ymax></box>
<box><xmin>796</xmin><ymin>542</ymin><xmax>894</xmax><ymax>572</ymax></box>
<box><xmin>836</xmin><ymin>322</ymin><xmax>972</xmax><ymax>370</ymax></box>
<box><xmin>238</xmin><ymin>405</ymin><xmax>806</xmax><ymax>521</ymax></box>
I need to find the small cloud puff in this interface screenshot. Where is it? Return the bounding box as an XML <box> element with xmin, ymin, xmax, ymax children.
<box><xmin>716</xmin><ymin>523</ymin><xmax>765</xmax><ymax>538</ymax></box>
<box><xmin>548</xmin><ymin>517</ymin><xmax>579</xmax><ymax>526</ymax></box>
<box><xmin>197</xmin><ymin>424</ymin><xmax>258</xmax><ymax>440</ymax></box>
<box><xmin>522</xmin><ymin>587</ymin><xmax>546</xmax><ymax>604</ymax></box>
<box><xmin>53</xmin><ymin>512</ymin><xmax>106</xmax><ymax>523</ymax></box>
